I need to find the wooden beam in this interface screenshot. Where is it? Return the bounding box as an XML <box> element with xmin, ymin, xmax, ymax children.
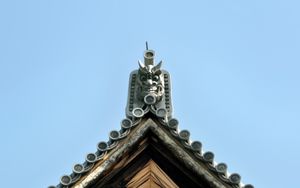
<box><xmin>126</xmin><ymin>159</ymin><xmax>179</xmax><ymax>188</ymax></box>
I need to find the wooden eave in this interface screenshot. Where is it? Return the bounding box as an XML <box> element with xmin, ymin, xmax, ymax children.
<box><xmin>72</xmin><ymin>118</ymin><xmax>229</xmax><ymax>188</ymax></box>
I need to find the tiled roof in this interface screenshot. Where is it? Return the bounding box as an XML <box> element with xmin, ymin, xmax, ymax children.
<box><xmin>49</xmin><ymin>113</ymin><xmax>253</xmax><ymax>188</ymax></box>
<box><xmin>49</xmin><ymin>48</ymin><xmax>253</xmax><ymax>188</ymax></box>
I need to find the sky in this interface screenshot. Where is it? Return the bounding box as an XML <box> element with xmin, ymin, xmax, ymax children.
<box><xmin>0</xmin><ymin>0</ymin><xmax>299</xmax><ymax>187</ymax></box>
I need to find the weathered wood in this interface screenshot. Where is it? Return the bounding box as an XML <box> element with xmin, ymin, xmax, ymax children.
<box><xmin>127</xmin><ymin>160</ymin><xmax>179</xmax><ymax>188</ymax></box>
<box><xmin>73</xmin><ymin>118</ymin><xmax>230</xmax><ymax>188</ymax></box>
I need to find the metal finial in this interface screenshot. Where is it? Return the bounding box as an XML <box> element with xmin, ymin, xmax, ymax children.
<box><xmin>145</xmin><ymin>41</ymin><xmax>149</xmax><ymax>50</ymax></box>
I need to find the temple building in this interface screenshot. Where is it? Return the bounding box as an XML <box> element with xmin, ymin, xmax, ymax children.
<box><xmin>49</xmin><ymin>48</ymin><xmax>253</xmax><ymax>188</ymax></box>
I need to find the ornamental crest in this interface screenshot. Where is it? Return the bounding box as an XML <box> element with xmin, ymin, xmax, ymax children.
<box><xmin>126</xmin><ymin>48</ymin><xmax>172</xmax><ymax>121</ymax></box>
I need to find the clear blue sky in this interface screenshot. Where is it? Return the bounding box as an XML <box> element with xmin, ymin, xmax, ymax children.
<box><xmin>0</xmin><ymin>1</ymin><xmax>299</xmax><ymax>187</ymax></box>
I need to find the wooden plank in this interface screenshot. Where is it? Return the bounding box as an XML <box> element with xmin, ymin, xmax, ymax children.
<box><xmin>126</xmin><ymin>160</ymin><xmax>179</xmax><ymax>188</ymax></box>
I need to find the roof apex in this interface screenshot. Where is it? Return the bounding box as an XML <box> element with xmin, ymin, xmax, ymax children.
<box><xmin>50</xmin><ymin>118</ymin><xmax>251</xmax><ymax>188</ymax></box>
<box><xmin>49</xmin><ymin>48</ymin><xmax>253</xmax><ymax>188</ymax></box>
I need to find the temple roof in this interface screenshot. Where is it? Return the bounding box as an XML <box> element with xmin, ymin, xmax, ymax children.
<box><xmin>49</xmin><ymin>117</ymin><xmax>253</xmax><ymax>188</ymax></box>
<box><xmin>49</xmin><ymin>48</ymin><xmax>253</xmax><ymax>188</ymax></box>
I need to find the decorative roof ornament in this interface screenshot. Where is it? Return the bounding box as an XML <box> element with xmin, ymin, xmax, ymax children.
<box><xmin>126</xmin><ymin>43</ymin><xmax>172</xmax><ymax>122</ymax></box>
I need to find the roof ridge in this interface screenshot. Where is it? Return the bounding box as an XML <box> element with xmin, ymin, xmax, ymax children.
<box><xmin>49</xmin><ymin>117</ymin><xmax>253</xmax><ymax>188</ymax></box>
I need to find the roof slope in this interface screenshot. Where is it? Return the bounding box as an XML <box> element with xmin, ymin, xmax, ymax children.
<box><xmin>49</xmin><ymin>117</ymin><xmax>253</xmax><ymax>188</ymax></box>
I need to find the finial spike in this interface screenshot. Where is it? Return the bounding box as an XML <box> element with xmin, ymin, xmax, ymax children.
<box><xmin>145</xmin><ymin>41</ymin><xmax>149</xmax><ymax>50</ymax></box>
